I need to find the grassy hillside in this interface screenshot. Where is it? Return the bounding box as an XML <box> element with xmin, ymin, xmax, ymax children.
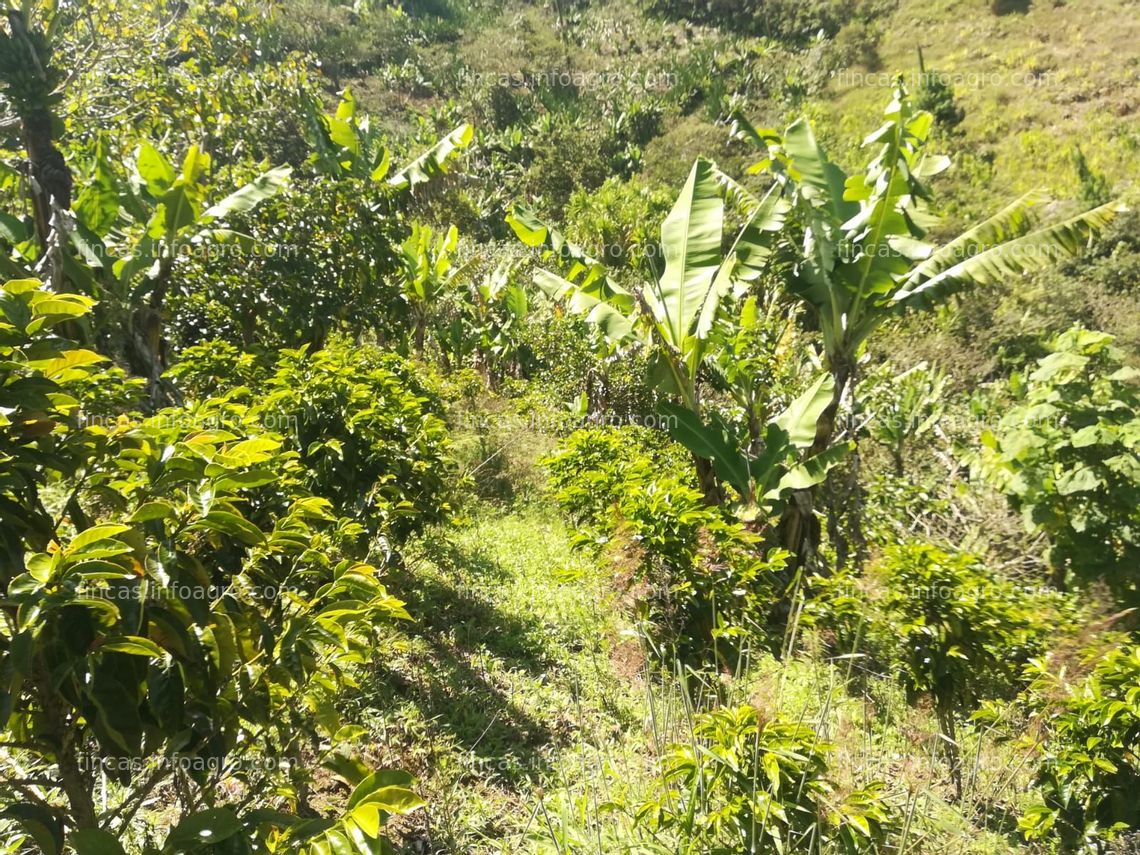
<box><xmin>817</xmin><ymin>0</ymin><xmax>1140</xmax><ymax>215</ymax></box>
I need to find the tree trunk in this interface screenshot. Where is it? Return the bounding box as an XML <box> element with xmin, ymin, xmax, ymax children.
<box><xmin>35</xmin><ymin>665</ymin><xmax>97</xmax><ymax>830</ymax></box>
<box><xmin>693</xmin><ymin>454</ymin><xmax>721</xmax><ymax>505</ymax></box>
<box><xmin>127</xmin><ymin>261</ymin><xmax>181</xmax><ymax>409</ymax></box>
<box><xmin>936</xmin><ymin>700</ymin><xmax>963</xmax><ymax>801</ymax></box>
<box><xmin>22</xmin><ymin>112</ymin><xmax>72</xmax><ymax>256</ymax></box>
<box><xmin>4</xmin><ymin>13</ymin><xmax>75</xmax><ymax>298</ymax></box>
<box><xmin>413</xmin><ymin>319</ymin><xmax>426</xmax><ymax>357</ymax></box>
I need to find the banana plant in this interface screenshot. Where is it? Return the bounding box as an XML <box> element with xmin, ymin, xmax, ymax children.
<box><xmin>468</xmin><ymin>259</ymin><xmax>531</xmax><ymax>386</ymax></box>
<box><xmin>309</xmin><ymin>87</ymin><xmax>473</xmax><ymax>192</ymax></box>
<box><xmin>732</xmin><ymin>81</ymin><xmax>1125</xmax><ymax>458</ymax></box>
<box><xmin>509</xmin><ymin>157</ymin><xmax>788</xmax><ymax>501</ymax></box>
<box><xmin>397</xmin><ymin>223</ymin><xmax>465</xmax><ymax>357</ymax></box>
<box><xmin>706</xmin><ymin>288</ymin><xmax>808</xmax><ymax>454</ymax></box>
<box><xmin>661</xmin><ymin>372</ymin><xmax>853</xmax><ymax>517</ymax></box>
<box><xmin>731</xmin><ymin>80</ymin><xmax>1126</xmax><ymax>561</ymax></box>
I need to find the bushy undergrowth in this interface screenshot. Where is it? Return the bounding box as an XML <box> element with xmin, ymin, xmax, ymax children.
<box><xmin>1018</xmin><ymin>646</ymin><xmax>1140</xmax><ymax>848</ymax></box>
<box><xmin>171</xmin><ymin>338</ymin><xmax>454</xmax><ymax>542</ymax></box>
<box><xmin>2</xmin><ymin>0</ymin><xmax>1138</xmax><ymax>850</ymax></box>
<box><xmin>636</xmin><ymin>704</ymin><xmax>897</xmax><ymax>852</ymax></box>
<box><xmin>809</xmin><ymin>541</ymin><xmax>1078</xmax><ymax>794</ymax></box>
<box><xmin>544</xmin><ymin>426</ymin><xmax>786</xmax><ymax>660</ymax></box>
<box><xmin>0</xmin><ymin>282</ymin><xmax>428</xmax><ymax>852</ymax></box>
<box><xmin>973</xmin><ymin>327</ymin><xmax>1140</xmax><ymax>604</ymax></box>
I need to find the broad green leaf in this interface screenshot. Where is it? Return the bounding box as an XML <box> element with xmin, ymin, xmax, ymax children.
<box><xmin>204</xmin><ymin>166</ymin><xmax>292</xmax><ymax>221</ymax></box>
<box><xmin>354</xmin><ymin>786</ymin><xmax>426</xmax><ymax>816</ymax></box>
<box><xmin>782</xmin><ymin>118</ymin><xmax>856</xmax><ymax>223</ymax></box>
<box><xmin>165</xmin><ymin>808</ymin><xmax>243</xmax><ymax>851</ymax></box>
<box><xmin>776</xmin><ymin>442</ymin><xmax>853</xmax><ymax>492</ymax></box>
<box><xmin>26</xmin><ymin>348</ymin><xmax>106</xmax><ymax>379</ymax></box>
<box><xmin>70</xmin><ymin>523</ymin><xmax>131</xmax><ymax>553</ymax></box>
<box><xmin>136</xmin><ymin>142</ymin><xmax>175</xmax><ymax>196</ymax></box>
<box><xmin>192</xmin><ymin>511</ymin><xmax>266</xmax><ymax>546</ymax></box>
<box><xmin>774</xmin><ymin>373</ymin><xmax>836</xmax><ymax>448</ymax></box>
<box><xmin>101</xmin><ymin>635</ymin><xmax>165</xmax><ymax>658</ymax></box>
<box><xmin>660</xmin><ymin>402</ymin><xmax>750</xmax><ymax>496</ymax></box>
<box><xmin>181</xmin><ymin>146</ymin><xmax>211</xmax><ymax>184</ymax></box>
<box><xmin>894</xmin><ymin>199</ymin><xmax>1126</xmax><ymax>311</ymax></box>
<box><xmin>69</xmin><ymin>829</ymin><xmax>127</xmax><ymax>855</ymax></box>
<box><xmin>1</xmin><ymin>803</ymin><xmax>63</xmax><ymax>855</ymax></box>
<box><xmin>161</xmin><ymin>185</ymin><xmax>199</xmax><ymax>235</ymax></box>
<box><xmin>653</xmin><ymin>158</ymin><xmax>723</xmax><ymax>349</ymax></box>
<box><xmin>389</xmin><ymin>123</ymin><xmax>473</xmax><ymax>192</ymax></box>
<box><xmin>129</xmin><ymin>500</ymin><xmax>177</xmax><ymax>522</ymax></box>
<box><xmin>1055</xmin><ymin>465</ymin><xmax>1104</xmax><ymax>495</ymax></box>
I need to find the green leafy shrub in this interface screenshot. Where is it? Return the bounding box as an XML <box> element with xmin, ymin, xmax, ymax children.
<box><xmin>545</xmin><ymin>427</ymin><xmax>783</xmax><ymax>658</ymax></box>
<box><xmin>521</xmin><ymin>115</ymin><xmax>619</xmax><ymax>212</ymax></box>
<box><xmin>520</xmin><ymin>309</ymin><xmax>660</xmax><ymax>424</ymax></box>
<box><xmin>1071</xmin><ymin>146</ymin><xmax>1113</xmax><ymax>208</ymax></box>
<box><xmin>1018</xmin><ymin>647</ymin><xmax>1140</xmax><ymax>849</ymax></box>
<box><xmin>253</xmin><ymin>340</ymin><xmax>454</xmax><ymax>540</ymax></box>
<box><xmin>166</xmin><ymin>337</ymin><xmax>453</xmax><ymax>543</ymax></box>
<box><xmin>544</xmin><ymin>425</ymin><xmax>691</xmax><ymax>527</ymax></box>
<box><xmin>915</xmin><ymin>70</ymin><xmax>965</xmax><ymax>130</ymax></box>
<box><xmin>859</xmin><ymin>361</ymin><xmax>949</xmax><ymax>476</ymax></box>
<box><xmin>810</xmin><ymin>542</ymin><xmax>1075</xmax><ymax>794</ymax></box>
<box><xmin>972</xmin><ymin>327</ymin><xmax>1140</xmax><ymax>605</ymax></box>
<box><xmin>564</xmin><ymin>177</ymin><xmax>672</xmax><ymax>274</ymax></box>
<box><xmin>635</xmin><ymin>705</ymin><xmax>897</xmax><ymax>852</ymax></box>
<box><xmin>833</xmin><ymin>20</ymin><xmax>882</xmax><ymax>69</ymax></box>
<box><xmin>168</xmin><ymin>339</ymin><xmax>269</xmax><ymax>399</ymax></box>
<box><xmin>0</xmin><ymin>279</ymin><xmax>422</xmax><ymax>852</ymax></box>
<box><xmin>991</xmin><ymin>0</ymin><xmax>1031</xmax><ymax>14</ymax></box>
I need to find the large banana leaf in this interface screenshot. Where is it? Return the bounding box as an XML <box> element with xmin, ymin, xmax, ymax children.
<box><xmin>659</xmin><ymin>402</ymin><xmax>752</xmax><ymax>497</ymax></box>
<box><xmin>507</xmin><ymin>205</ymin><xmax>632</xmax><ymax>307</ymax></box>
<box><xmin>204</xmin><ymin>166</ymin><xmax>293</xmax><ymax>221</ymax></box>
<box><xmin>661</xmin><ymin>372</ymin><xmax>846</xmax><ymax>506</ymax></box>
<box><xmin>533</xmin><ymin>268</ymin><xmax>637</xmax><ymax>343</ymax></box>
<box><xmin>775</xmin><ymin>441</ymin><xmax>853</xmax><ymax>494</ymax></box>
<box><xmin>892</xmin><ymin>199</ymin><xmax>1126</xmax><ymax>311</ymax></box>
<box><xmin>388</xmin><ymin>123</ymin><xmax>473</xmax><ymax>192</ymax></box>
<box><xmin>903</xmin><ymin>189</ymin><xmax>1045</xmax><ymax>285</ymax></box>
<box><xmin>782</xmin><ymin>119</ymin><xmax>857</xmax><ymax>225</ymax></box>
<box><xmin>651</xmin><ymin>158</ymin><xmax>724</xmax><ymax>349</ymax></box>
<box><xmin>774</xmin><ymin>372</ymin><xmax>836</xmax><ymax>448</ymax></box>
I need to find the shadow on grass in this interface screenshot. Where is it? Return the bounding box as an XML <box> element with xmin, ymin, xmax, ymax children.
<box><xmin>365</xmin><ymin>528</ymin><xmax>568</xmax><ymax>786</ymax></box>
<box><xmin>991</xmin><ymin>0</ymin><xmax>1031</xmax><ymax>14</ymax></box>
<box><xmin>969</xmin><ymin>796</ymin><xmax>1024</xmax><ymax>842</ymax></box>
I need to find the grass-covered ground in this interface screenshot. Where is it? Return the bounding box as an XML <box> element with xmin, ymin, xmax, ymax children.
<box><xmin>816</xmin><ymin>0</ymin><xmax>1140</xmax><ymax>216</ymax></box>
<box><xmin>345</xmin><ymin>474</ymin><xmax>1043</xmax><ymax>854</ymax></box>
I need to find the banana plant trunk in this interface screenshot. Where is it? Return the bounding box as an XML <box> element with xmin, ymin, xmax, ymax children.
<box><xmin>779</xmin><ymin>358</ymin><xmax>853</xmax><ymax>572</ymax></box>
<box><xmin>694</xmin><ymin>454</ymin><xmax>721</xmax><ymax>505</ymax></box>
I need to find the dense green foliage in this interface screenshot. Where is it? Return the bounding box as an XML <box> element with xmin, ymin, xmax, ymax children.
<box><xmin>1019</xmin><ymin>647</ymin><xmax>1140</xmax><ymax>848</ymax></box>
<box><xmin>974</xmin><ymin>328</ymin><xmax>1140</xmax><ymax>604</ymax></box>
<box><xmin>636</xmin><ymin>705</ymin><xmax>897</xmax><ymax>852</ymax></box>
<box><xmin>0</xmin><ymin>0</ymin><xmax>1136</xmax><ymax>852</ymax></box>
<box><xmin>0</xmin><ymin>280</ymin><xmax>429</xmax><ymax>851</ymax></box>
<box><xmin>544</xmin><ymin>427</ymin><xmax>784</xmax><ymax>658</ymax></box>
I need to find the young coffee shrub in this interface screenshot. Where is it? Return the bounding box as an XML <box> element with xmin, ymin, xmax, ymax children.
<box><xmin>635</xmin><ymin>705</ymin><xmax>897</xmax><ymax>852</ymax></box>
<box><xmin>1018</xmin><ymin>646</ymin><xmax>1140</xmax><ymax>849</ymax></box>
<box><xmin>0</xmin><ymin>281</ymin><xmax>422</xmax><ymax>851</ymax></box>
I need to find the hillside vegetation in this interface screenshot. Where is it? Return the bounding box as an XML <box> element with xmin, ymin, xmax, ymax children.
<box><xmin>0</xmin><ymin>1</ymin><xmax>1137</xmax><ymax>854</ymax></box>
